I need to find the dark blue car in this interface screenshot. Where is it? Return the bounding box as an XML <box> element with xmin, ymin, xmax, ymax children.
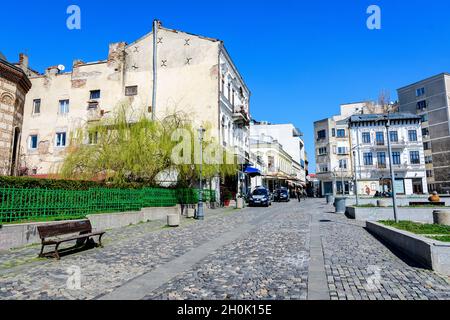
<box><xmin>248</xmin><ymin>187</ymin><xmax>271</xmax><ymax>207</ymax></box>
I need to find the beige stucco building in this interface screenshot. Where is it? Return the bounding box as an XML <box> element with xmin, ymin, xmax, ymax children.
<box><xmin>0</xmin><ymin>53</ymin><xmax>33</xmax><ymax>176</ymax></box>
<box><xmin>19</xmin><ymin>21</ymin><xmax>250</xmax><ymax>180</ymax></box>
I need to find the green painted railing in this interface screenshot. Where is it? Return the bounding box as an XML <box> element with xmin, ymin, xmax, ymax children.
<box><xmin>0</xmin><ymin>187</ymin><xmax>215</xmax><ymax>224</ymax></box>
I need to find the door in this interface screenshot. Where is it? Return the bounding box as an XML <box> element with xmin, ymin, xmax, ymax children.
<box><xmin>412</xmin><ymin>178</ymin><xmax>423</xmax><ymax>194</ymax></box>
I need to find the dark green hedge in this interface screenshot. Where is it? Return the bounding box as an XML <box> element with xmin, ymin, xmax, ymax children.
<box><xmin>0</xmin><ymin>176</ymin><xmax>145</xmax><ymax>190</ymax></box>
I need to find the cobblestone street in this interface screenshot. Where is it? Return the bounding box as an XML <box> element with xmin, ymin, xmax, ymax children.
<box><xmin>0</xmin><ymin>199</ymin><xmax>449</xmax><ymax>300</ymax></box>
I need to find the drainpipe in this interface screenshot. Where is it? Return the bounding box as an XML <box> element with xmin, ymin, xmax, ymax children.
<box><xmin>151</xmin><ymin>19</ymin><xmax>159</xmax><ymax>121</ymax></box>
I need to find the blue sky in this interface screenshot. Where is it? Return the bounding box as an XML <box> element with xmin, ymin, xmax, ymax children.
<box><xmin>2</xmin><ymin>0</ymin><xmax>450</xmax><ymax>172</ymax></box>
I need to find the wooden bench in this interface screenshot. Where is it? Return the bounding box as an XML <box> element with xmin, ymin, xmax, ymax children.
<box><xmin>409</xmin><ymin>202</ymin><xmax>446</xmax><ymax>207</ymax></box>
<box><xmin>37</xmin><ymin>220</ymin><xmax>105</xmax><ymax>260</ymax></box>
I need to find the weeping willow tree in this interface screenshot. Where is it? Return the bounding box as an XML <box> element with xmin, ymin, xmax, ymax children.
<box><xmin>60</xmin><ymin>103</ymin><xmax>239</xmax><ymax>186</ymax></box>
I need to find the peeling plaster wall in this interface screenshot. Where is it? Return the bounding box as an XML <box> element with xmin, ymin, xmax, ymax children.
<box><xmin>21</xmin><ymin>26</ymin><xmax>251</xmax><ymax>175</ymax></box>
<box><xmin>21</xmin><ymin>60</ymin><xmax>125</xmax><ymax>174</ymax></box>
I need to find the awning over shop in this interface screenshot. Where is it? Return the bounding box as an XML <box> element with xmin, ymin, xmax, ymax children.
<box><xmin>244</xmin><ymin>166</ymin><xmax>261</xmax><ymax>177</ymax></box>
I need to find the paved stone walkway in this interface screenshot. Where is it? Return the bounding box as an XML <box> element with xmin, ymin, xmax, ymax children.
<box><xmin>318</xmin><ymin>206</ymin><xmax>450</xmax><ymax>300</ymax></box>
<box><xmin>0</xmin><ymin>199</ymin><xmax>449</xmax><ymax>300</ymax></box>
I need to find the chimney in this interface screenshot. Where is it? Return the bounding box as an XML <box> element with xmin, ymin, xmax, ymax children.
<box><xmin>19</xmin><ymin>53</ymin><xmax>29</xmax><ymax>69</ymax></box>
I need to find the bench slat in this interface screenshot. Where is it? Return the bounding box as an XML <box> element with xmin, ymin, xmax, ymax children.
<box><xmin>37</xmin><ymin>220</ymin><xmax>92</xmax><ymax>239</ymax></box>
<box><xmin>42</xmin><ymin>231</ymin><xmax>105</xmax><ymax>245</ymax></box>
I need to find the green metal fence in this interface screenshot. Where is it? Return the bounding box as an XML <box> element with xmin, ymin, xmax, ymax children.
<box><xmin>0</xmin><ymin>187</ymin><xmax>216</xmax><ymax>224</ymax></box>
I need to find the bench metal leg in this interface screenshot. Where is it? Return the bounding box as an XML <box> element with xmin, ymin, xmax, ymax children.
<box><xmin>98</xmin><ymin>234</ymin><xmax>104</xmax><ymax>248</ymax></box>
<box><xmin>54</xmin><ymin>243</ymin><xmax>61</xmax><ymax>260</ymax></box>
<box><xmin>39</xmin><ymin>244</ymin><xmax>45</xmax><ymax>258</ymax></box>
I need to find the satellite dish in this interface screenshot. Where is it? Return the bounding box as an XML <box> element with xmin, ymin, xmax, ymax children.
<box><xmin>57</xmin><ymin>64</ymin><xmax>66</xmax><ymax>72</ymax></box>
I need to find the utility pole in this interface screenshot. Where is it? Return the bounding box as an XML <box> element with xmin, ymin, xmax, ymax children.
<box><xmin>196</xmin><ymin>126</ymin><xmax>206</xmax><ymax>220</ymax></box>
<box><xmin>385</xmin><ymin>113</ymin><xmax>399</xmax><ymax>222</ymax></box>
<box><xmin>151</xmin><ymin>19</ymin><xmax>159</xmax><ymax>121</ymax></box>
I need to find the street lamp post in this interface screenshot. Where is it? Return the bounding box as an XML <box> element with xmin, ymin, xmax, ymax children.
<box><xmin>353</xmin><ymin>150</ymin><xmax>360</xmax><ymax>206</ymax></box>
<box><xmin>196</xmin><ymin>126</ymin><xmax>206</xmax><ymax>220</ymax></box>
<box><xmin>385</xmin><ymin>113</ymin><xmax>399</xmax><ymax>222</ymax></box>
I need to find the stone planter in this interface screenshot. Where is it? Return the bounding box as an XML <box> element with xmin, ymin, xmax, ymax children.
<box><xmin>433</xmin><ymin>210</ymin><xmax>450</xmax><ymax>226</ymax></box>
<box><xmin>167</xmin><ymin>214</ymin><xmax>180</xmax><ymax>227</ymax></box>
<box><xmin>377</xmin><ymin>199</ymin><xmax>389</xmax><ymax>207</ymax></box>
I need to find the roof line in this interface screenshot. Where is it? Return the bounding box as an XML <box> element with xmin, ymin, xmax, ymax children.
<box><xmin>397</xmin><ymin>72</ymin><xmax>450</xmax><ymax>91</ymax></box>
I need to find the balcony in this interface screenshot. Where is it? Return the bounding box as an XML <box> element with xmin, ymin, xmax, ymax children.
<box><xmin>87</xmin><ymin>108</ymin><xmax>104</xmax><ymax>122</ymax></box>
<box><xmin>232</xmin><ymin>106</ymin><xmax>250</xmax><ymax>125</ymax></box>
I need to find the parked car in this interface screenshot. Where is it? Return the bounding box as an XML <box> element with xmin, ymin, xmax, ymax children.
<box><xmin>274</xmin><ymin>188</ymin><xmax>290</xmax><ymax>202</ymax></box>
<box><xmin>248</xmin><ymin>187</ymin><xmax>272</xmax><ymax>207</ymax></box>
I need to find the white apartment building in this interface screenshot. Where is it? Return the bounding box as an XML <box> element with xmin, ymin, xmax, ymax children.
<box><xmin>249</xmin><ymin>134</ymin><xmax>302</xmax><ymax>192</ymax></box>
<box><xmin>250</xmin><ymin>122</ymin><xmax>307</xmax><ymax>185</ymax></box>
<box><xmin>314</xmin><ymin>102</ymin><xmax>376</xmax><ymax>195</ymax></box>
<box><xmin>18</xmin><ymin>21</ymin><xmax>250</xmax><ymax>191</ymax></box>
<box><xmin>250</xmin><ymin>122</ymin><xmax>307</xmax><ymax>192</ymax></box>
<box><xmin>349</xmin><ymin>113</ymin><xmax>428</xmax><ymax>196</ymax></box>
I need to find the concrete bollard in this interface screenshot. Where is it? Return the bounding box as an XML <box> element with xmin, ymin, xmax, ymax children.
<box><xmin>186</xmin><ymin>207</ymin><xmax>195</xmax><ymax>218</ymax></box>
<box><xmin>236</xmin><ymin>198</ymin><xmax>244</xmax><ymax>209</ymax></box>
<box><xmin>433</xmin><ymin>210</ymin><xmax>450</xmax><ymax>226</ymax></box>
<box><xmin>326</xmin><ymin>194</ymin><xmax>335</xmax><ymax>205</ymax></box>
<box><xmin>167</xmin><ymin>214</ymin><xmax>180</xmax><ymax>227</ymax></box>
<box><xmin>377</xmin><ymin>199</ymin><xmax>389</xmax><ymax>207</ymax></box>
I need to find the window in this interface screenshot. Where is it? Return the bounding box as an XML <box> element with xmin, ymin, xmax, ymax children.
<box><xmin>29</xmin><ymin>135</ymin><xmax>38</xmax><ymax>149</ymax></box>
<box><xmin>232</xmin><ymin>89</ymin><xmax>235</xmax><ymax>106</ymax></box>
<box><xmin>392</xmin><ymin>152</ymin><xmax>401</xmax><ymax>165</ymax></box>
<box><xmin>317</xmin><ymin>130</ymin><xmax>326</xmax><ymax>140</ymax></box>
<box><xmin>389</xmin><ymin>131</ymin><xmax>398</xmax><ymax>142</ymax></box>
<box><xmin>56</xmin><ymin>132</ymin><xmax>67</xmax><ymax>147</ymax></box>
<box><xmin>425</xmin><ymin>155</ymin><xmax>433</xmax><ymax>164</ymax></box>
<box><xmin>417</xmin><ymin>100</ymin><xmax>427</xmax><ymax>110</ymax></box>
<box><xmin>337</xmin><ymin>147</ymin><xmax>347</xmax><ymax>155</ymax></box>
<box><xmin>336</xmin><ymin>129</ymin><xmax>346</xmax><ymax>138</ymax></box>
<box><xmin>33</xmin><ymin>99</ymin><xmax>41</xmax><ymax>114</ymax></box>
<box><xmin>339</xmin><ymin>159</ymin><xmax>347</xmax><ymax>169</ymax></box>
<box><xmin>227</xmin><ymin>83</ymin><xmax>231</xmax><ymax>101</ymax></box>
<box><xmin>59</xmin><ymin>100</ymin><xmax>69</xmax><ymax>114</ymax></box>
<box><xmin>410</xmin><ymin>151</ymin><xmax>420</xmax><ymax>164</ymax></box>
<box><xmin>377</xmin><ymin>152</ymin><xmax>386</xmax><ymax>168</ymax></box>
<box><xmin>363</xmin><ymin>152</ymin><xmax>373</xmax><ymax>165</ymax></box>
<box><xmin>88</xmin><ymin>132</ymin><xmax>98</xmax><ymax>145</ymax></box>
<box><xmin>376</xmin><ymin>132</ymin><xmax>385</xmax><ymax>145</ymax></box>
<box><xmin>90</xmin><ymin>90</ymin><xmax>101</xmax><ymax>100</ymax></box>
<box><xmin>426</xmin><ymin>170</ymin><xmax>433</xmax><ymax>178</ymax></box>
<box><xmin>422</xmin><ymin>128</ymin><xmax>429</xmax><ymax>136</ymax></box>
<box><xmin>416</xmin><ymin>87</ymin><xmax>425</xmax><ymax>97</ymax></box>
<box><xmin>331</xmin><ymin>128</ymin><xmax>336</xmax><ymax>137</ymax></box>
<box><xmin>320</xmin><ymin>165</ymin><xmax>329</xmax><ymax>173</ymax></box>
<box><xmin>423</xmin><ymin>141</ymin><xmax>431</xmax><ymax>150</ymax></box>
<box><xmin>362</xmin><ymin>132</ymin><xmax>371</xmax><ymax>144</ymax></box>
<box><xmin>421</xmin><ymin>114</ymin><xmax>429</xmax><ymax>122</ymax></box>
<box><xmin>318</xmin><ymin>147</ymin><xmax>327</xmax><ymax>155</ymax></box>
<box><xmin>408</xmin><ymin>130</ymin><xmax>417</xmax><ymax>142</ymax></box>
<box><xmin>125</xmin><ymin>86</ymin><xmax>138</xmax><ymax>96</ymax></box>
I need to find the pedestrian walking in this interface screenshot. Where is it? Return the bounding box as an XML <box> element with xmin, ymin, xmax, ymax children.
<box><xmin>296</xmin><ymin>188</ymin><xmax>301</xmax><ymax>202</ymax></box>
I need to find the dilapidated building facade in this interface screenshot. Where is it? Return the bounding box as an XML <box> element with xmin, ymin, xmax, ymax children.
<box><xmin>0</xmin><ymin>53</ymin><xmax>32</xmax><ymax>176</ymax></box>
<box><xmin>19</xmin><ymin>22</ymin><xmax>251</xmax><ymax>181</ymax></box>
